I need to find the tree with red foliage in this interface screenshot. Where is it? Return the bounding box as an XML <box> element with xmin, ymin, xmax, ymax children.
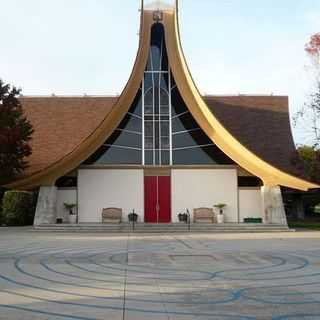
<box><xmin>305</xmin><ymin>32</ymin><xmax>320</xmax><ymax>73</ymax></box>
<box><xmin>0</xmin><ymin>79</ymin><xmax>33</xmax><ymax>185</ymax></box>
<box><xmin>294</xmin><ymin>33</ymin><xmax>320</xmax><ymax>148</ymax></box>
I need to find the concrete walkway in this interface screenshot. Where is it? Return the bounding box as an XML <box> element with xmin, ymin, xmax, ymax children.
<box><xmin>0</xmin><ymin>228</ymin><xmax>320</xmax><ymax>319</ymax></box>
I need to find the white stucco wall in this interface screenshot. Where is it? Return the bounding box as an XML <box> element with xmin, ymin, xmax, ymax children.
<box><xmin>78</xmin><ymin>169</ymin><xmax>144</xmax><ymax>223</ymax></box>
<box><xmin>239</xmin><ymin>188</ymin><xmax>262</xmax><ymax>222</ymax></box>
<box><xmin>171</xmin><ymin>169</ymin><xmax>238</xmax><ymax>222</ymax></box>
<box><xmin>56</xmin><ymin>188</ymin><xmax>77</xmax><ymax>223</ymax></box>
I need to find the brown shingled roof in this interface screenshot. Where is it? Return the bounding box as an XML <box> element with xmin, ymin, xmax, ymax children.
<box><xmin>20</xmin><ymin>96</ymin><xmax>117</xmax><ymax>177</ymax></box>
<box><xmin>203</xmin><ymin>95</ymin><xmax>303</xmax><ymax>178</ymax></box>
<box><xmin>19</xmin><ymin>94</ymin><xmax>302</xmax><ymax>180</ymax></box>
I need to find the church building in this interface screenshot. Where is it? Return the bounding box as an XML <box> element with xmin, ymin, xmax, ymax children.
<box><xmin>7</xmin><ymin>1</ymin><xmax>318</xmax><ymax>227</ymax></box>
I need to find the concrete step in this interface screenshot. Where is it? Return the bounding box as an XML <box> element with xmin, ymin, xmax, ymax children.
<box><xmin>33</xmin><ymin>223</ymin><xmax>290</xmax><ymax>233</ymax></box>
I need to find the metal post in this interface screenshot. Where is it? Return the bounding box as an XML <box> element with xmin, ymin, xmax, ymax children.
<box><xmin>186</xmin><ymin>208</ymin><xmax>191</xmax><ymax>231</ymax></box>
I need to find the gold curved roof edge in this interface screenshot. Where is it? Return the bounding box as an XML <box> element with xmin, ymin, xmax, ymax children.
<box><xmin>7</xmin><ymin>11</ymin><xmax>153</xmax><ymax>190</ymax></box>
<box><xmin>163</xmin><ymin>9</ymin><xmax>318</xmax><ymax>191</ymax></box>
<box><xmin>7</xmin><ymin>8</ymin><xmax>318</xmax><ymax>191</ymax></box>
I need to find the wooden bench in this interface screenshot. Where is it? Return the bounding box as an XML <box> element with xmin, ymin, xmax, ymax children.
<box><xmin>193</xmin><ymin>208</ymin><xmax>215</xmax><ymax>223</ymax></box>
<box><xmin>101</xmin><ymin>208</ymin><xmax>122</xmax><ymax>224</ymax></box>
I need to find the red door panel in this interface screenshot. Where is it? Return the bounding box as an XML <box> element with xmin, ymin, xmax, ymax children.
<box><xmin>158</xmin><ymin>176</ymin><xmax>171</xmax><ymax>223</ymax></box>
<box><xmin>144</xmin><ymin>176</ymin><xmax>157</xmax><ymax>223</ymax></box>
<box><xmin>144</xmin><ymin>175</ymin><xmax>171</xmax><ymax>223</ymax></box>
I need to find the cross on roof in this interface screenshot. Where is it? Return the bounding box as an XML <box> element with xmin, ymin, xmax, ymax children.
<box><xmin>143</xmin><ymin>0</ymin><xmax>176</xmax><ymax>11</ymax></box>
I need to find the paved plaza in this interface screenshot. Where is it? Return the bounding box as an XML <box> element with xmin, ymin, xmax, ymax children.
<box><xmin>0</xmin><ymin>229</ymin><xmax>320</xmax><ymax>319</ymax></box>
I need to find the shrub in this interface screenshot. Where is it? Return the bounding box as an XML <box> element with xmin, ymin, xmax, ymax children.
<box><xmin>0</xmin><ymin>187</ymin><xmax>8</xmax><ymax>225</ymax></box>
<box><xmin>2</xmin><ymin>190</ymin><xmax>36</xmax><ymax>226</ymax></box>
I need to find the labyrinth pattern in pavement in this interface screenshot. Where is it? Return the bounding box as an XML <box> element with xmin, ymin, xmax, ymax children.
<box><xmin>0</xmin><ymin>232</ymin><xmax>320</xmax><ymax>320</ymax></box>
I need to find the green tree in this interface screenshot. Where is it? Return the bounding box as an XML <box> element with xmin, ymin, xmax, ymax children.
<box><xmin>0</xmin><ymin>79</ymin><xmax>33</xmax><ymax>185</ymax></box>
<box><xmin>293</xmin><ymin>145</ymin><xmax>320</xmax><ymax>183</ymax></box>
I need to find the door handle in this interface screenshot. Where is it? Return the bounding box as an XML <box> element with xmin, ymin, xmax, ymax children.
<box><xmin>156</xmin><ymin>203</ymin><xmax>160</xmax><ymax>213</ymax></box>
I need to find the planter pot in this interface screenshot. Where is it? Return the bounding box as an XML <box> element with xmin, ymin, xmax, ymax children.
<box><xmin>69</xmin><ymin>215</ymin><xmax>77</xmax><ymax>224</ymax></box>
<box><xmin>217</xmin><ymin>214</ymin><xmax>224</xmax><ymax>224</ymax></box>
<box><xmin>128</xmin><ymin>214</ymin><xmax>138</xmax><ymax>222</ymax></box>
<box><xmin>244</xmin><ymin>218</ymin><xmax>262</xmax><ymax>223</ymax></box>
<box><xmin>178</xmin><ymin>214</ymin><xmax>187</xmax><ymax>222</ymax></box>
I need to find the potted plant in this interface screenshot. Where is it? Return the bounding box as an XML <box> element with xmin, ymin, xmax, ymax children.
<box><xmin>177</xmin><ymin>212</ymin><xmax>188</xmax><ymax>222</ymax></box>
<box><xmin>56</xmin><ymin>217</ymin><xmax>63</xmax><ymax>224</ymax></box>
<box><xmin>178</xmin><ymin>213</ymin><xmax>184</xmax><ymax>222</ymax></box>
<box><xmin>64</xmin><ymin>203</ymin><xmax>77</xmax><ymax>224</ymax></box>
<box><xmin>128</xmin><ymin>210</ymin><xmax>138</xmax><ymax>222</ymax></box>
<box><xmin>214</xmin><ymin>203</ymin><xmax>226</xmax><ymax>224</ymax></box>
<box><xmin>244</xmin><ymin>217</ymin><xmax>263</xmax><ymax>223</ymax></box>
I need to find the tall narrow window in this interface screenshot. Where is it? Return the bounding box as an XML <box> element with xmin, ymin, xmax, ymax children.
<box><xmin>83</xmin><ymin>21</ymin><xmax>234</xmax><ymax>166</ymax></box>
<box><xmin>143</xmin><ymin>23</ymin><xmax>171</xmax><ymax>165</ymax></box>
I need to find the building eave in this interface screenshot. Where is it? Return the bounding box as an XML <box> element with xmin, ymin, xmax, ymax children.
<box><xmin>6</xmin><ymin>11</ymin><xmax>153</xmax><ymax>190</ymax></box>
<box><xmin>162</xmin><ymin>9</ymin><xmax>318</xmax><ymax>191</ymax></box>
<box><xmin>6</xmin><ymin>8</ymin><xmax>319</xmax><ymax>191</ymax></box>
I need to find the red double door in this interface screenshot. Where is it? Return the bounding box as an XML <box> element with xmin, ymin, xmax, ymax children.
<box><xmin>144</xmin><ymin>176</ymin><xmax>171</xmax><ymax>223</ymax></box>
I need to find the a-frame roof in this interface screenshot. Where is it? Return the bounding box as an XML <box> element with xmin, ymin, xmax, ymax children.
<box><xmin>6</xmin><ymin>6</ymin><xmax>318</xmax><ymax>191</ymax></box>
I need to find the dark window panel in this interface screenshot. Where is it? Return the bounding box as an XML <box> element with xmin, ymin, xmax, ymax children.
<box><xmin>171</xmin><ymin>84</ymin><xmax>188</xmax><ymax>116</ymax></box>
<box><xmin>151</xmin><ymin>46</ymin><xmax>161</xmax><ymax>71</ymax></box>
<box><xmin>118</xmin><ymin>114</ymin><xmax>142</xmax><ymax>133</ymax></box>
<box><xmin>160</xmin><ymin>88</ymin><xmax>169</xmax><ymax>105</ymax></box>
<box><xmin>161</xmin><ymin>150</ymin><xmax>170</xmax><ymax>165</ymax></box>
<box><xmin>83</xmin><ymin>145</ymin><xmax>109</xmax><ymax>164</ymax></box>
<box><xmin>172</xmin><ymin>112</ymin><xmax>199</xmax><ymax>132</ymax></box>
<box><xmin>145</xmin><ymin>151</ymin><xmax>154</xmax><ymax>165</ymax></box>
<box><xmin>173</xmin><ymin>147</ymin><xmax>216</xmax><ymax>165</ymax></box>
<box><xmin>153</xmin><ymin>73</ymin><xmax>160</xmax><ymax>86</ymax></box>
<box><xmin>160</xmin><ymin>115</ymin><xmax>169</xmax><ymax>121</ymax></box>
<box><xmin>144</xmin><ymin>73</ymin><xmax>153</xmax><ymax>91</ymax></box>
<box><xmin>160</xmin><ymin>73</ymin><xmax>169</xmax><ymax>91</ymax></box>
<box><xmin>161</xmin><ymin>136</ymin><xmax>170</xmax><ymax>149</ymax></box>
<box><xmin>155</xmin><ymin>121</ymin><xmax>160</xmax><ymax>149</ymax></box>
<box><xmin>145</xmin><ymin>136</ymin><xmax>154</xmax><ymax>149</ymax></box>
<box><xmin>129</xmin><ymin>89</ymin><xmax>142</xmax><ymax>116</ymax></box>
<box><xmin>161</xmin><ymin>46</ymin><xmax>169</xmax><ymax>72</ymax></box>
<box><xmin>238</xmin><ymin>176</ymin><xmax>263</xmax><ymax>187</ymax></box>
<box><xmin>56</xmin><ymin>176</ymin><xmax>77</xmax><ymax>188</ymax></box>
<box><xmin>173</xmin><ymin>145</ymin><xmax>234</xmax><ymax>165</ymax></box>
<box><xmin>95</xmin><ymin>147</ymin><xmax>141</xmax><ymax>165</ymax></box>
<box><xmin>173</xmin><ymin>130</ymin><xmax>212</xmax><ymax>149</ymax></box>
<box><xmin>150</xmin><ymin>23</ymin><xmax>168</xmax><ymax>72</ymax></box>
<box><xmin>146</xmin><ymin>51</ymin><xmax>153</xmax><ymax>71</ymax></box>
<box><xmin>106</xmin><ymin>130</ymin><xmax>142</xmax><ymax>149</ymax></box>
<box><xmin>145</xmin><ymin>105</ymin><xmax>153</xmax><ymax>115</ymax></box>
<box><xmin>145</xmin><ymin>121</ymin><xmax>153</xmax><ymax>136</ymax></box>
<box><xmin>161</xmin><ymin>105</ymin><xmax>169</xmax><ymax>115</ymax></box>
<box><xmin>144</xmin><ymin>88</ymin><xmax>153</xmax><ymax>107</ymax></box>
<box><xmin>160</xmin><ymin>121</ymin><xmax>169</xmax><ymax>136</ymax></box>
<box><xmin>155</xmin><ymin>149</ymin><xmax>160</xmax><ymax>165</ymax></box>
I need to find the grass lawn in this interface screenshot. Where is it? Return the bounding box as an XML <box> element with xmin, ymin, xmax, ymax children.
<box><xmin>288</xmin><ymin>221</ymin><xmax>320</xmax><ymax>230</ymax></box>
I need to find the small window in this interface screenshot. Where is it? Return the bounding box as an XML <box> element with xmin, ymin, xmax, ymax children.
<box><xmin>56</xmin><ymin>176</ymin><xmax>77</xmax><ymax>188</ymax></box>
<box><xmin>238</xmin><ymin>177</ymin><xmax>262</xmax><ymax>187</ymax></box>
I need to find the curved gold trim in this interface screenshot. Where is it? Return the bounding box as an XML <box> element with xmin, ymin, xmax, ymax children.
<box><xmin>7</xmin><ymin>11</ymin><xmax>155</xmax><ymax>190</ymax></box>
<box><xmin>162</xmin><ymin>10</ymin><xmax>318</xmax><ymax>191</ymax></box>
<box><xmin>8</xmin><ymin>8</ymin><xmax>318</xmax><ymax>191</ymax></box>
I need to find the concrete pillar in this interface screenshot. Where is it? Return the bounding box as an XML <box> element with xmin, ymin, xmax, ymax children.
<box><xmin>34</xmin><ymin>185</ymin><xmax>58</xmax><ymax>226</ymax></box>
<box><xmin>261</xmin><ymin>185</ymin><xmax>287</xmax><ymax>225</ymax></box>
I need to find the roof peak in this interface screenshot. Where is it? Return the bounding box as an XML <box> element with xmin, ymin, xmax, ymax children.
<box><xmin>143</xmin><ymin>0</ymin><xmax>176</xmax><ymax>11</ymax></box>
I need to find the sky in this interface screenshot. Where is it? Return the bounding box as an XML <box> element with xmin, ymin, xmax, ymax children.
<box><xmin>0</xmin><ymin>0</ymin><xmax>320</xmax><ymax>145</ymax></box>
